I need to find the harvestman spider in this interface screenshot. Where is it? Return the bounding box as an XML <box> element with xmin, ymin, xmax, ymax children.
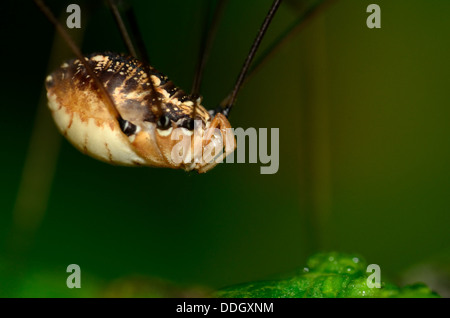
<box><xmin>34</xmin><ymin>0</ymin><xmax>334</xmax><ymax>173</ymax></box>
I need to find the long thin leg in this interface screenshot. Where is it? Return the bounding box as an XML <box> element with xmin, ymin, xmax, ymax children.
<box><xmin>220</xmin><ymin>0</ymin><xmax>282</xmax><ymax>118</ymax></box>
<box><xmin>191</xmin><ymin>0</ymin><xmax>228</xmax><ymax>122</ymax></box>
<box><xmin>34</xmin><ymin>0</ymin><xmax>123</xmax><ymax>122</ymax></box>
<box><xmin>106</xmin><ymin>0</ymin><xmax>150</xmax><ymax>64</ymax></box>
<box><xmin>219</xmin><ymin>0</ymin><xmax>336</xmax><ymax>117</ymax></box>
<box><xmin>125</xmin><ymin>6</ymin><xmax>150</xmax><ymax>64</ymax></box>
<box><xmin>246</xmin><ymin>0</ymin><xmax>336</xmax><ymax>85</ymax></box>
<box><xmin>191</xmin><ymin>0</ymin><xmax>228</xmax><ymax>99</ymax></box>
<box><xmin>106</xmin><ymin>0</ymin><xmax>162</xmax><ymax>116</ymax></box>
<box><xmin>106</xmin><ymin>0</ymin><xmax>138</xmax><ymax>58</ymax></box>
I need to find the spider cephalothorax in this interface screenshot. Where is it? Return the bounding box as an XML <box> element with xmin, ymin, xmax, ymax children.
<box><xmin>46</xmin><ymin>52</ymin><xmax>235</xmax><ymax>172</ymax></box>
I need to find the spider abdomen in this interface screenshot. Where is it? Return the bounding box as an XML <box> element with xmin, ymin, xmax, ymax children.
<box><xmin>46</xmin><ymin>52</ymin><xmax>211</xmax><ymax>168</ymax></box>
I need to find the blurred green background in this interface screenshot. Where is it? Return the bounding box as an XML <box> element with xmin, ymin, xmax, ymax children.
<box><xmin>1</xmin><ymin>0</ymin><xmax>449</xmax><ymax>297</ymax></box>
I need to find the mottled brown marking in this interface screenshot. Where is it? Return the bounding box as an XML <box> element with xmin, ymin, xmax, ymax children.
<box><xmin>83</xmin><ymin>134</ymin><xmax>88</xmax><ymax>154</ymax></box>
<box><xmin>105</xmin><ymin>142</ymin><xmax>112</xmax><ymax>162</ymax></box>
<box><xmin>132</xmin><ymin>160</ymin><xmax>142</xmax><ymax>166</ymax></box>
<box><xmin>45</xmin><ymin>52</ymin><xmax>235</xmax><ymax>172</ymax></box>
<box><xmin>68</xmin><ymin>112</ymin><xmax>74</xmax><ymax>129</ymax></box>
<box><xmin>47</xmin><ymin>52</ymin><xmax>211</xmax><ymax>128</ymax></box>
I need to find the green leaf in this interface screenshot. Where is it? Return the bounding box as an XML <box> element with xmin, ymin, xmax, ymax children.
<box><xmin>216</xmin><ymin>252</ymin><xmax>440</xmax><ymax>298</ymax></box>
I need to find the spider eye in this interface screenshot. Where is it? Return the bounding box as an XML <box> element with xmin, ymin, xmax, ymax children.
<box><xmin>118</xmin><ymin>118</ymin><xmax>137</xmax><ymax>136</ymax></box>
<box><xmin>182</xmin><ymin>118</ymin><xmax>195</xmax><ymax>130</ymax></box>
<box><xmin>157</xmin><ymin>114</ymin><xmax>171</xmax><ymax>130</ymax></box>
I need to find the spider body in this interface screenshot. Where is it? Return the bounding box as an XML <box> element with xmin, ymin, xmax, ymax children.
<box><xmin>36</xmin><ymin>0</ymin><xmax>285</xmax><ymax>173</ymax></box>
<box><xmin>46</xmin><ymin>52</ymin><xmax>233</xmax><ymax>172</ymax></box>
